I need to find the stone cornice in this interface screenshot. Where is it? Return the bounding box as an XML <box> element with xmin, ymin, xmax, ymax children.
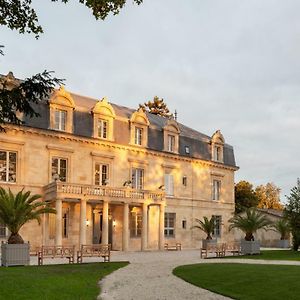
<box><xmin>3</xmin><ymin>125</ymin><xmax>239</xmax><ymax>172</ymax></box>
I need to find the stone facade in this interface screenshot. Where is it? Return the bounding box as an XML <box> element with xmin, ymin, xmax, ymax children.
<box><xmin>0</xmin><ymin>85</ymin><xmax>238</xmax><ymax>251</ymax></box>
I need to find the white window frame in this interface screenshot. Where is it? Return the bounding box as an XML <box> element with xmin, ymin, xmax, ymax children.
<box><xmin>212</xmin><ymin>215</ymin><xmax>222</xmax><ymax>237</ymax></box>
<box><xmin>164</xmin><ymin>174</ymin><xmax>174</xmax><ymax>196</ymax></box>
<box><xmin>131</xmin><ymin>168</ymin><xmax>144</xmax><ymax>190</ymax></box>
<box><xmin>54</xmin><ymin>109</ymin><xmax>67</xmax><ymax>131</ymax></box>
<box><xmin>164</xmin><ymin>212</ymin><xmax>176</xmax><ymax>237</ymax></box>
<box><xmin>95</xmin><ymin>163</ymin><xmax>109</xmax><ymax>186</ymax></box>
<box><xmin>130</xmin><ymin>210</ymin><xmax>142</xmax><ymax>237</ymax></box>
<box><xmin>0</xmin><ymin>150</ymin><xmax>17</xmax><ymax>183</ymax></box>
<box><xmin>51</xmin><ymin>157</ymin><xmax>68</xmax><ymax>182</ymax></box>
<box><xmin>167</xmin><ymin>134</ymin><xmax>175</xmax><ymax>152</ymax></box>
<box><xmin>134</xmin><ymin>127</ymin><xmax>143</xmax><ymax>145</ymax></box>
<box><xmin>212</xmin><ymin>179</ymin><xmax>221</xmax><ymax>201</ymax></box>
<box><xmin>97</xmin><ymin>119</ymin><xmax>108</xmax><ymax>139</ymax></box>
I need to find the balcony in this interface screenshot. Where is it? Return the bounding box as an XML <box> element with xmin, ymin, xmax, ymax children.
<box><xmin>43</xmin><ymin>182</ymin><xmax>165</xmax><ymax>204</ymax></box>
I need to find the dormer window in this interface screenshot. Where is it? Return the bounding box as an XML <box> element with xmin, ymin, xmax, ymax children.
<box><xmin>211</xmin><ymin>130</ymin><xmax>225</xmax><ymax>163</ymax></box>
<box><xmin>135</xmin><ymin>127</ymin><xmax>143</xmax><ymax>145</ymax></box>
<box><xmin>214</xmin><ymin>146</ymin><xmax>222</xmax><ymax>162</ymax></box>
<box><xmin>54</xmin><ymin>109</ymin><xmax>67</xmax><ymax>131</ymax></box>
<box><xmin>167</xmin><ymin>135</ymin><xmax>175</xmax><ymax>152</ymax></box>
<box><xmin>163</xmin><ymin>119</ymin><xmax>180</xmax><ymax>153</ymax></box>
<box><xmin>97</xmin><ymin>119</ymin><xmax>108</xmax><ymax>139</ymax></box>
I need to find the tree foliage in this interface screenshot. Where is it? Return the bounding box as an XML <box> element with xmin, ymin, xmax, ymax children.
<box><xmin>0</xmin><ymin>188</ymin><xmax>56</xmax><ymax>244</ymax></box>
<box><xmin>191</xmin><ymin>216</ymin><xmax>215</xmax><ymax>240</ymax></box>
<box><xmin>284</xmin><ymin>179</ymin><xmax>300</xmax><ymax>250</ymax></box>
<box><xmin>139</xmin><ymin>96</ymin><xmax>173</xmax><ymax>118</ymax></box>
<box><xmin>256</xmin><ymin>182</ymin><xmax>283</xmax><ymax>210</ymax></box>
<box><xmin>229</xmin><ymin>208</ymin><xmax>272</xmax><ymax>241</ymax></box>
<box><xmin>234</xmin><ymin>180</ymin><xmax>259</xmax><ymax>213</ymax></box>
<box><xmin>272</xmin><ymin>219</ymin><xmax>290</xmax><ymax>240</ymax></box>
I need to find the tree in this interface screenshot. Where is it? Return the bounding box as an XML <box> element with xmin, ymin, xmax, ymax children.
<box><xmin>284</xmin><ymin>179</ymin><xmax>300</xmax><ymax>251</ymax></box>
<box><xmin>234</xmin><ymin>181</ymin><xmax>259</xmax><ymax>213</ymax></box>
<box><xmin>0</xmin><ymin>0</ymin><xmax>143</xmax><ymax>128</ymax></box>
<box><xmin>256</xmin><ymin>182</ymin><xmax>283</xmax><ymax>210</ymax></box>
<box><xmin>139</xmin><ymin>96</ymin><xmax>173</xmax><ymax>118</ymax></box>
<box><xmin>191</xmin><ymin>216</ymin><xmax>215</xmax><ymax>240</ymax></box>
<box><xmin>0</xmin><ymin>188</ymin><xmax>56</xmax><ymax>244</ymax></box>
<box><xmin>229</xmin><ymin>208</ymin><xmax>272</xmax><ymax>241</ymax></box>
<box><xmin>272</xmin><ymin>219</ymin><xmax>290</xmax><ymax>240</ymax></box>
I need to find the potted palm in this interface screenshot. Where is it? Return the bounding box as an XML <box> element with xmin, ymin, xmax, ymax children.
<box><xmin>272</xmin><ymin>219</ymin><xmax>290</xmax><ymax>248</ymax></box>
<box><xmin>229</xmin><ymin>208</ymin><xmax>272</xmax><ymax>255</ymax></box>
<box><xmin>0</xmin><ymin>188</ymin><xmax>56</xmax><ymax>266</ymax></box>
<box><xmin>192</xmin><ymin>216</ymin><xmax>217</xmax><ymax>249</ymax></box>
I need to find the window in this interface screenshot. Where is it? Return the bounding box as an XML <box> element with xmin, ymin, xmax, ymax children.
<box><xmin>214</xmin><ymin>146</ymin><xmax>222</xmax><ymax>162</ymax></box>
<box><xmin>97</xmin><ymin>119</ymin><xmax>108</xmax><ymax>139</ymax></box>
<box><xmin>164</xmin><ymin>174</ymin><xmax>174</xmax><ymax>196</ymax></box>
<box><xmin>213</xmin><ymin>215</ymin><xmax>222</xmax><ymax>237</ymax></box>
<box><xmin>131</xmin><ymin>168</ymin><xmax>144</xmax><ymax>190</ymax></box>
<box><xmin>130</xmin><ymin>208</ymin><xmax>142</xmax><ymax>237</ymax></box>
<box><xmin>51</xmin><ymin>157</ymin><xmax>67</xmax><ymax>182</ymax></box>
<box><xmin>0</xmin><ymin>150</ymin><xmax>17</xmax><ymax>183</ymax></box>
<box><xmin>212</xmin><ymin>180</ymin><xmax>221</xmax><ymax>200</ymax></box>
<box><xmin>182</xmin><ymin>176</ymin><xmax>187</xmax><ymax>187</ymax></box>
<box><xmin>95</xmin><ymin>164</ymin><xmax>109</xmax><ymax>185</ymax></box>
<box><xmin>54</xmin><ymin>109</ymin><xmax>67</xmax><ymax>131</ymax></box>
<box><xmin>185</xmin><ymin>146</ymin><xmax>190</xmax><ymax>154</ymax></box>
<box><xmin>62</xmin><ymin>208</ymin><xmax>69</xmax><ymax>238</ymax></box>
<box><xmin>0</xmin><ymin>224</ymin><xmax>7</xmax><ymax>238</ymax></box>
<box><xmin>134</xmin><ymin>127</ymin><xmax>143</xmax><ymax>145</ymax></box>
<box><xmin>182</xmin><ymin>220</ymin><xmax>187</xmax><ymax>229</ymax></box>
<box><xmin>164</xmin><ymin>213</ymin><xmax>176</xmax><ymax>237</ymax></box>
<box><xmin>167</xmin><ymin>135</ymin><xmax>175</xmax><ymax>152</ymax></box>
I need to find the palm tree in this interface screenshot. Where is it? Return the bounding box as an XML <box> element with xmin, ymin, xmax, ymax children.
<box><xmin>0</xmin><ymin>188</ymin><xmax>56</xmax><ymax>244</ymax></box>
<box><xmin>229</xmin><ymin>208</ymin><xmax>272</xmax><ymax>241</ymax></box>
<box><xmin>272</xmin><ymin>219</ymin><xmax>291</xmax><ymax>240</ymax></box>
<box><xmin>192</xmin><ymin>216</ymin><xmax>215</xmax><ymax>240</ymax></box>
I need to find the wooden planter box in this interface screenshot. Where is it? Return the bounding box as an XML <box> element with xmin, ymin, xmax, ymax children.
<box><xmin>1</xmin><ymin>243</ymin><xmax>30</xmax><ymax>267</ymax></box>
<box><xmin>277</xmin><ymin>239</ymin><xmax>290</xmax><ymax>249</ymax></box>
<box><xmin>241</xmin><ymin>240</ymin><xmax>260</xmax><ymax>255</ymax></box>
<box><xmin>202</xmin><ymin>239</ymin><xmax>217</xmax><ymax>249</ymax></box>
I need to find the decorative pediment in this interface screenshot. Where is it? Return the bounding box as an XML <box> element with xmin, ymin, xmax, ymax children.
<box><xmin>163</xmin><ymin>119</ymin><xmax>180</xmax><ymax>134</ymax></box>
<box><xmin>130</xmin><ymin>108</ymin><xmax>150</xmax><ymax>126</ymax></box>
<box><xmin>92</xmin><ymin>97</ymin><xmax>116</xmax><ymax>118</ymax></box>
<box><xmin>211</xmin><ymin>130</ymin><xmax>225</xmax><ymax>144</ymax></box>
<box><xmin>49</xmin><ymin>86</ymin><xmax>75</xmax><ymax>109</ymax></box>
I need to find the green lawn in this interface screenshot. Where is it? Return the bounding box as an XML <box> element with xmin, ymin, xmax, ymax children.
<box><xmin>0</xmin><ymin>262</ymin><xmax>128</xmax><ymax>300</ymax></box>
<box><xmin>173</xmin><ymin>263</ymin><xmax>300</xmax><ymax>300</ymax></box>
<box><xmin>226</xmin><ymin>250</ymin><xmax>300</xmax><ymax>261</ymax></box>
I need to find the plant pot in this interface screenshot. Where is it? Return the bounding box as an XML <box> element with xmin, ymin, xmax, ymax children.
<box><xmin>241</xmin><ymin>240</ymin><xmax>260</xmax><ymax>255</ymax></box>
<box><xmin>202</xmin><ymin>239</ymin><xmax>217</xmax><ymax>249</ymax></box>
<box><xmin>1</xmin><ymin>243</ymin><xmax>30</xmax><ymax>267</ymax></box>
<box><xmin>277</xmin><ymin>239</ymin><xmax>290</xmax><ymax>249</ymax></box>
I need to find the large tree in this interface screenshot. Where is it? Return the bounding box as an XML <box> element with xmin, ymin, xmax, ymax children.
<box><xmin>234</xmin><ymin>180</ymin><xmax>259</xmax><ymax>213</ymax></box>
<box><xmin>139</xmin><ymin>96</ymin><xmax>173</xmax><ymax>118</ymax></box>
<box><xmin>0</xmin><ymin>0</ymin><xmax>143</xmax><ymax>128</ymax></box>
<box><xmin>256</xmin><ymin>182</ymin><xmax>283</xmax><ymax>210</ymax></box>
<box><xmin>284</xmin><ymin>179</ymin><xmax>300</xmax><ymax>251</ymax></box>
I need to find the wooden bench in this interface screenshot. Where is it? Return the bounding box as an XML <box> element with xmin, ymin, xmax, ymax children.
<box><xmin>77</xmin><ymin>244</ymin><xmax>111</xmax><ymax>263</ymax></box>
<box><xmin>164</xmin><ymin>242</ymin><xmax>182</xmax><ymax>251</ymax></box>
<box><xmin>200</xmin><ymin>243</ymin><xmax>226</xmax><ymax>258</ymax></box>
<box><xmin>38</xmin><ymin>245</ymin><xmax>75</xmax><ymax>266</ymax></box>
<box><xmin>225</xmin><ymin>242</ymin><xmax>241</xmax><ymax>256</ymax></box>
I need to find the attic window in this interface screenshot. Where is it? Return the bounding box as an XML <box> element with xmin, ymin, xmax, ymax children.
<box><xmin>185</xmin><ymin>146</ymin><xmax>190</xmax><ymax>154</ymax></box>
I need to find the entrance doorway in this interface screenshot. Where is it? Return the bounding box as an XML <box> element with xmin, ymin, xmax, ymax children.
<box><xmin>92</xmin><ymin>210</ymin><xmax>113</xmax><ymax>247</ymax></box>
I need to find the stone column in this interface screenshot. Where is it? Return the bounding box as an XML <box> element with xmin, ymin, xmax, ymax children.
<box><xmin>159</xmin><ymin>203</ymin><xmax>165</xmax><ymax>250</ymax></box>
<box><xmin>80</xmin><ymin>198</ymin><xmax>87</xmax><ymax>246</ymax></box>
<box><xmin>55</xmin><ymin>198</ymin><xmax>62</xmax><ymax>246</ymax></box>
<box><xmin>122</xmin><ymin>202</ymin><xmax>129</xmax><ymax>251</ymax></box>
<box><xmin>141</xmin><ymin>203</ymin><xmax>148</xmax><ymax>251</ymax></box>
<box><xmin>102</xmin><ymin>201</ymin><xmax>109</xmax><ymax>244</ymax></box>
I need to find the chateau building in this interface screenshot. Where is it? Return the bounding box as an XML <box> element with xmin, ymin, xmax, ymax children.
<box><xmin>0</xmin><ymin>85</ymin><xmax>238</xmax><ymax>250</ymax></box>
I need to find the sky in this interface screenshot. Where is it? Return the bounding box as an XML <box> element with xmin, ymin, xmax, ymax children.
<box><xmin>1</xmin><ymin>0</ymin><xmax>300</xmax><ymax>201</ymax></box>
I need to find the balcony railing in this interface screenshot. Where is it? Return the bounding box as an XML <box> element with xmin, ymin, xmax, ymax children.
<box><xmin>44</xmin><ymin>182</ymin><xmax>164</xmax><ymax>202</ymax></box>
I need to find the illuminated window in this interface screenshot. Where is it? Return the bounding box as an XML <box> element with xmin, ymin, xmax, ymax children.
<box><xmin>212</xmin><ymin>180</ymin><xmax>221</xmax><ymax>201</ymax></box>
<box><xmin>54</xmin><ymin>109</ymin><xmax>67</xmax><ymax>131</ymax></box>
<box><xmin>130</xmin><ymin>209</ymin><xmax>142</xmax><ymax>237</ymax></box>
<box><xmin>212</xmin><ymin>215</ymin><xmax>222</xmax><ymax>237</ymax></box>
<box><xmin>0</xmin><ymin>150</ymin><xmax>17</xmax><ymax>183</ymax></box>
<box><xmin>95</xmin><ymin>164</ymin><xmax>109</xmax><ymax>185</ymax></box>
<box><xmin>134</xmin><ymin>127</ymin><xmax>143</xmax><ymax>145</ymax></box>
<box><xmin>97</xmin><ymin>119</ymin><xmax>108</xmax><ymax>139</ymax></box>
<box><xmin>164</xmin><ymin>213</ymin><xmax>176</xmax><ymax>237</ymax></box>
<box><xmin>51</xmin><ymin>157</ymin><xmax>67</xmax><ymax>182</ymax></box>
<box><xmin>131</xmin><ymin>168</ymin><xmax>144</xmax><ymax>190</ymax></box>
<box><xmin>164</xmin><ymin>174</ymin><xmax>174</xmax><ymax>196</ymax></box>
<box><xmin>167</xmin><ymin>135</ymin><xmax>175</xmax><ymax>152</ymax></box>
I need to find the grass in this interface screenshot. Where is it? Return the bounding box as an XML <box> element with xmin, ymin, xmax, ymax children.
<box><xmin>173</xmin><ymin>263</ymin><xmax>300</xmax><ymax>300</ymax></box>
<box><xmin>0</xmin><ymin>262</ymin><xmax>128</xmax><ymax>300</ymax></box>
<box><xmin>225</xmin><ymin>250</ymin><xmax>300</xmax><ymax>261</ymax></box>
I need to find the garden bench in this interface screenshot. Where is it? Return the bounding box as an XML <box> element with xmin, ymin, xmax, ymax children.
<box><xmin>200</xmin><ymin>242</ymin><xmax>226</xmax><ymax>258</ymax></box>
<box><xmin>225</xmin><ymin>242</ymin><xmax>241</xmax><ymax>256</ymax></box>
<box><xmin>38</xmin><ymin>245</ymin><xmax>75</xmax><ymax>266</ymax></box>
<box><xmin>164</xmin><ymin>242</ymin><xmax>182</xmax><ymax>251</ymax></box>
<box><xmin>77</xmin><ymin>244</ymin><xmax>111</xmax><ymax>263</ymax></box>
